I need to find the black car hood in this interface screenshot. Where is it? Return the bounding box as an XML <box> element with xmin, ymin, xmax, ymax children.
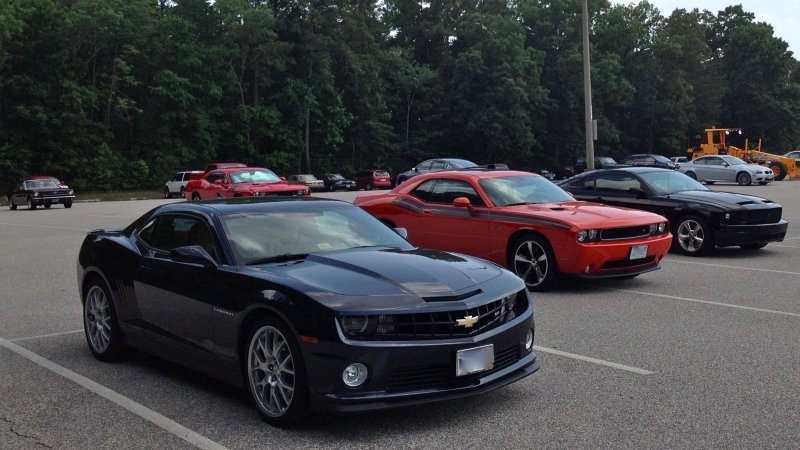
<box><xmin>247</xmin><ymin>248</ymin><xmax>503</xmax><ymax>300</ymax></box>
<box><xmin>665</xmin><ymin>190</ymin><xmax>779</xmax><ymax>209</ymax></box>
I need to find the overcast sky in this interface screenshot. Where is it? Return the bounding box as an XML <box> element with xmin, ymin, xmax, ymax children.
<box><xmin>631</xmin><ymin>1</ymin><xmax>800</xmax><ymax>53</ymax></box>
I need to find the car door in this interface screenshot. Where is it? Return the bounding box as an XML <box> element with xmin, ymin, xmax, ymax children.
<box><xmin>12</xmin><ymin>183</ymin><xmax>26</xmax><ymax>205</ymax></box>
<box><xmin>407</xmin><ymin>178</ymin><xmax>492</xmax><ymax>259</ymax></box>
<box><xmin>593</xmin><ymin>172</ymin><xmax>653</xmax><ymax>210</ymax></box>
<box><xmin>132</xmin><ymin>213</ymin><xmax>235</xmax><ymax>359</ymax></box>
<box><xmin>204</xmin><ymin>171</ymin><xmax>228</xmax><ymax>198</ymax></box>
<box><xmin>702</xmin><ymin>156</ymin><xmax>730</xmax><ymax>182</ymax></box>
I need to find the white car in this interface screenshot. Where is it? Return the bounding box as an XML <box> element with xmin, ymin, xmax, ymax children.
<box><xmin>678</xmin><ymin>155</ymin><xmax>773</xmax><ymax>186</ymax></box>
<box><xmin>164</xmin><ymin>171</ymin><xmax>202</xmax><ymax>198</ymax></box>
<box><xmin>783</xmin><ymin>150</ymin><xmax>800</xmax><ymax>161</ymax></box>
<box><xmin>670</xmin><ymin>156</ymin><xmax>689</xmax><ymax>164</ymax></box>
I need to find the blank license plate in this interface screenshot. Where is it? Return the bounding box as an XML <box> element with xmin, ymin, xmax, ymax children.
<box><xmin>630</xmin><ymin>244</ymin><xmax>648</xmax><ymax>260</ymax></box>
<box><xmin>456</xmin><ymin>344</ymin><xmax>494</xmax><ymax>376</ymax></box>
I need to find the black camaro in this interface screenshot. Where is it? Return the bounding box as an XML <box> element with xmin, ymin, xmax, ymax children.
<box><xmin>78</xmin><ymin>198</ymin><xmax>538</xmax><ymax>425</ymax></box>
<box><xmin>558</xmin><ymin>167</ymin><xmax>788</xmax><ymax>255</ymax></box>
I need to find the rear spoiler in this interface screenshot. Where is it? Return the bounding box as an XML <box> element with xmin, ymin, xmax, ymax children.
<box><xmin>189</xmin><ymin>171</ymin><xmax>205</xmax><ymax>181</ymax></box>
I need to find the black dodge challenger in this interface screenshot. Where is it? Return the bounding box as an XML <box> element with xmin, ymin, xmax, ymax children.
<box><xmin>559</xmin><ymin>167</ymin><xmax>788</xmax><ymax>255</ymax></box>
<box><xmin>78</xmin><ymin>197</ymin><xmax>538</xmax><ymax>425</ymax></box>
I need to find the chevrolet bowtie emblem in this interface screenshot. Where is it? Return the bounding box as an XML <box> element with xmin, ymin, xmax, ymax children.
<box><xmin>456</xmin><ymin>315</ymin><xmax>479</xmax><ymax>328</ymax></box>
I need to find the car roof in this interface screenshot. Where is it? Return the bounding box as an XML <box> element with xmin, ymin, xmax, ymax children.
<box><xmin>210</xmin><ymin>167</ymin><xmax>274</xmax><ymax>173</ymax></box>
<box><xmin>576</xmin><ymin>166</ymin><xmax>672</xmax><ymax>175</ymax></box>
<box><xmin>155</xmin><ymin>197</ymin><xmax>350</xmax><ymax>217</ymax></box>
<box><xmin>409</xmin><ymin>169</ymin><xmax>539</xmax><ymax>182</ymax></box>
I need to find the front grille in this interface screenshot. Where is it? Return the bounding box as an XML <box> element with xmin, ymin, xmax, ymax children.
<box><xmin>600</xmin><ymin>255</ymin><xmax>656</xmax><ymax>269</ymax></box>
<box><xmin>729</xmin><ymin>207</ymin><xmax>782</xmax><ymax>225</ymax></box>
<box><xmin>350</xmin><ymin>292</ymin><xmax>528</xmax><ymax>341</ymax></box>
<box><xmin>385</xmin><ymin>345</ymin><xmax>521</xmax><ymax>392</ymax></box>
<box><xmin>600</xmin><ymin>225</ymin><xmax>651</xmax><ymax>241</ymax></box>
<box><xmin>255</xmin><ymin>191</ymin><xmax>304</xmax><ymax>197</ymax></box>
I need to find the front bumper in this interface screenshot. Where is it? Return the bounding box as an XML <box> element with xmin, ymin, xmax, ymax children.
<box><xmin>558</xmin><ymin>233</ymin><xmax>672</xmax><ymax>279</ymax></box>
<box><xmin>32</xmin><ymin>195</ymin><xmax>74</xmax><ymax>205</ymax></box>
<box><xmin>304</xmin><ymin>309</ymin><xmax>537</xmax><ymax>413</ymax></box>
<box><xmin>715</xmin><ymin>219</ymin><xmax>788</xmax><ymax>246</ymax></box>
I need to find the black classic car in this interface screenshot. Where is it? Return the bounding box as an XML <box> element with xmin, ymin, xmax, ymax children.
<box><xmin>78</xmin><ymin>197</ymin><xmax>539</xmax><ymax>425</ymax></box>
<box><xmin>319</xmin><ymin>173</ymin><xmax>356</xmax><ymax>191</ymax></box>
<box><xmin>559</xmin><ymin>167</ymin><xmax>788</xmax><ymax>255</ymax></box>
<box><xmin>9</xmin><ymin>176</ymin><xmax>74</xmax><ymax>209</ymax></box>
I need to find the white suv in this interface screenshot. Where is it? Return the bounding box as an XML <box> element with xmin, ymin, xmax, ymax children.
<box><xmin>164</xmin><ymin>171</ymin><xmax>200</xmax><ymax>198</ymax></box>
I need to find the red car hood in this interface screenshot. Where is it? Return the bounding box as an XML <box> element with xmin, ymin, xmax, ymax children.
<box><xmin>233</xmin><ymin>182</ymin><xmax>307</xmax><ymax>192</ymax></box>
<box><xmin>502</xmin><ymin>201</ymin><xmax>665</xmax><ymax>228</ymax></box>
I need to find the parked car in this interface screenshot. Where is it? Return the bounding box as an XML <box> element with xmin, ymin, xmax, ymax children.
<box><xmin>623</xmin><ymin>154</ymin><xmax>677</xmax><ymax>170</ymax></box>
<box><xmin>355</xmin><ymin>169</ymin><xmax>672</xmax><ymax>291</ymax></box>
<box><xmin>77</xmin><ymin>197</ymin><xmax>539</xmax><ymax>425</ymax></box>
<box><xmin>395</xmin><ymin>158</ymin><xmax>477</xmax><ymax>187</ymax></box>
<box><xmin>558</xmin><ymin>167</ymin><xmax>788</xmax><ymax>255</ymax></box>
<box><xmin>288</xmin><ymin>174</ymin><xmax>325</xmax><ymax>191</ymax></box>
<box><xmin>679</xmin><ymin>155</ymin><xmax>773</xmax><ymax>185</ymax></box>
<box><xmin>574</xmin><ymin>156</ymin><xmax>623</xmax><ymax>173</ymax></box>
<box><xmin>783</xmin><ymin>150</ymin><xmax>800</xmax><ymax>161</ymax></box>
<box><xmin>670</xmin><ymin>156</ymin><xmax>689</xmax><ymax>164</ymax></box>
<box><xmin>164</xmin><ymin>171</ymin><xmax>202</xmax><ymax>198</ymax></box>
<box><xmin>355</xmin><ymin>169</ymin><xmax>392</xmax><ymax>190</ymax></box>
<box><xmin>185</xmin><ymin>167</ymin><xmax>310</xmax><ymax>200</ymax></box>
<box><xmin>204</xmin><ymin>162</ymin><xmax>247</xmax><ymax>172</ymax></box>
<box><xmin>319</xmin><ymin>173</ymin><xmax>356</xmax><ymax>191</ymax></box>
<box><xmin>9</xmin><ymin>176</ymin><xmax>74</xmax><ymax>210</ymax></box>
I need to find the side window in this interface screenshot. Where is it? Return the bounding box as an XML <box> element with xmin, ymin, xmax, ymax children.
<box><xmin>182</xmin><ymin>172</ymin><xmax>190</xmax><ymax>181</ymax></box>
<box><xmin>693</xmin><ymin>158</ymin><xmax>707</xmax><ymax>165</ymax></box>
<box><xmin>138</xmin><ymin>214</ymin><xmax>219</xmax><ymax>261</ymax></box>
<box><xmin>567</xmin><ymin>176</ymin><xmax>595</xmax><ymax>190</ymax></box>
<box><xmin>430</xmin><ymin>161</ymin><xmax>447</xmax><ymax>170</ymax></box>
<box><xmin>409</xmin><ymin>179</ymin><xmax>437</xmax><ymax>203</ymax></box>
<box><xmin>206</xmin><ymin>172</ymin><xmax>226</xmax><ymax>183</ymax></box>
<box><xmin>596</xmin><ymin>173</ymin><xmax>645</xmax><ymax>195</ymax></box>
<box><xmin>137</xmin><ymin>218</ymin><xmax>158</xmax><ymax>245</ymax></box>
<box><xmin>708</xmin><ymin>157</ymin><xmax>724</xmax><ymax>166</ymax></box>
<box><xmin>427</xmin><ymin>179</ymin><xmax>485</xmax><ymax>206</ymax></box>
<box><xmin>416</xmin><ymin>161</ymin><xmax>433</xmax><ymax>171</ymax></box>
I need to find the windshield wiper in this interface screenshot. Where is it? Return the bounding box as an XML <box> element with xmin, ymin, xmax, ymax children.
<box><xmin>503</xmin><ymin>202</ymin><xmax>534</xmax><ymax>207</ymax></box>
<box><xmin>246</xmin><ymin>253</ymin><xmax>308</xmax><ymax>265</ymax></box>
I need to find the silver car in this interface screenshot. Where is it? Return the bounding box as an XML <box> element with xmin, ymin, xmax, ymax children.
<box><xmin>679</xmin><ymin>155</ymin><xmax>773</xmax><ymax>186</ymax></box>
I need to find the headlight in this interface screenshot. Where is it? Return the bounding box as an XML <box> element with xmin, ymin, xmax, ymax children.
<box><xmin>658</xmin><ymin>222</ymin><xmax>667</xmax><ymax>234</ymax></box>
<box><xmin>68</xmin><ymin>189</ymin><xmax>74</xmax><ymax>195</ymax></box>
<box><xmin>577</xmin><ymin>229</ymin><xmax>598</xmax><ymax>242</ymax></box>
<box><xmin>341</xmin><ymin>316</ymin><xmax>370</xmax><ymax>334</ymax></box>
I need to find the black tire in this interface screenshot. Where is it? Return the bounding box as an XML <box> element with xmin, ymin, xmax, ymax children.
<box><xmin>180</xmin><ymin>187</ymin><xmax>186</xmax><ymax>198</ymax></box>
<box><xmin>83</xmin><ymin>279</ymin><xmax>125</xmax><ymax>361</ymax></box>
<box><xmin>770</xmin><ymin>161</ymin><xmax>788</xmax><ymax>181</ymax></box>
<box><xmin>44</xmin><ymin>202</ymin><xmax>52</xmax><ymax>209</ymax></box>
<box><xmin>685</xmin><ymin>171</ymin><xmax>697</xmax><ymax>180</ymax></box>
<box><xmin>740</xmin><ymin>243</ymin><xmax>767</xmax><ymax>250</ymax></box>
<box><xmin>328</xmin><ymin>184</ymin><xmax>335</xmax><ymax>192</ymax></box>
<box><xmin>164</xmin><ymin>187</ymin><xmax>171</xmax><ymax>198</ymax></box>
<box><xmin>366</xmin><ymin>182</ymin><xmax>373</xmax><ymax>191</ymax></box>
<box><xmin>192</xmin><ymin>192</ymin><xmax>201</xmax><ymax>201</ymax></box>
<box><xmin>737</xmin><ymin>172</ymin><xmax>752</xmax><ymax>186</ymax></box>
<box><xmin>9</xmin><ymin>198</ymin><xmax>16</xmax><ymax>210</ymax></box>
<box><xmin>508</xmin><ymin>233</ymin><xmax>558</xmax><ymax>291</ymax></box>
<box><xmin>673</xmin><ymin>215</ymin><xmax>714</xmax><ymax>256</ymax></box>
<box><xmin>27</xmin><ymin>197</ymin><xmax>36</xmax><ymax>210</ymax></box>
<box><xmin>245</xmin><ymin>317</ymin><xmax>308</xmax><ymax>426</ymax></box>
<box><xmin>64</xmin><ymin>200</ymin><xmax>72</xmax><ymax>208</ymax></box>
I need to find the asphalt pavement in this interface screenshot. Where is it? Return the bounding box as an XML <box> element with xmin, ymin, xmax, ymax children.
<box><xmin>1</xmin><ymin>183</ymin><xmax>799</xmax><ymax>448</ymax></box>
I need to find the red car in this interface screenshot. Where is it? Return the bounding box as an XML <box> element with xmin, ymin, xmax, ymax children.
<box><xmin>355</xmin><ymin>169</ymin><xmax>392</xmax><ymax>190</ymax></box>
<box><xmin>354</xmin><ymin>169</ymin><xmax>673</xmax><ymax>290</ymax></box>
<box><xmin>185</xmin><ymin>167</ymin><xmax>310</xmax><ymax>200</ymax></box>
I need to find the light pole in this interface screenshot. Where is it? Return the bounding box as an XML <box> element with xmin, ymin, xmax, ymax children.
<box><xmin>582</xmin><ymin>0</ymin><xmax>595</xmax><ymax>170</ymax></box>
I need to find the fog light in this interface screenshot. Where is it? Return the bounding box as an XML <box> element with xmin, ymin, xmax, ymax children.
<box><xmin>342</xmin><ymin>363</ymin><xmax>368</xmax><ymax>387</ymax></box>
<box><xmin>525</xmin><ymin>329</ymin><xmax>534</xmax><ymax>351</ymax></box>
<box><xmin>584</xmin><ymin>264</ymin><xmax>594</xmax><ymax>273</ymax></box>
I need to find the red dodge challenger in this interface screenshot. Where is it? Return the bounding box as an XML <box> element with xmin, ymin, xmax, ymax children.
<box><xmin>185</xmin><ymin>167</ymin><xmax>310</xmax><ymax>200</ymax></box>
<box><xmin>354</xmin><ymin>169</ymin><xmax>672</xmax><ymax>290</ymax></box>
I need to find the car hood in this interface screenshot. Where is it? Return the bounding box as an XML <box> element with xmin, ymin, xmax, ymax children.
<box><xmin>664</xmin><ymin>190</ymin><xmax>779</xmax><ymax>209</ymax></box>
<box><xmin>502</xmin><ymin>201</ymin><xmax>665</xmax><ymax>228</ymax></box>
<box><xmin>232</xmin><ymin>182</ymin><xmax>307</xmax><ymax>192</ymax></box>
<box><xmin>247</xmin><ymin>247</ymin><xmax>505</xmax><ymax>303</ymax></box>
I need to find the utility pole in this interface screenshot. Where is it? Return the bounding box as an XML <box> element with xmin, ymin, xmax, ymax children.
<box><xmin>582</xmin><ymin>0</ymin><xmax>595</xmax><ymax>170</ymax></box>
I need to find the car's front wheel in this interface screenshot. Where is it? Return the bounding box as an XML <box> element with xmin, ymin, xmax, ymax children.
<box><xmin>508</xmin><ymin>233</ymin><xmax>557</xmax><ymax>291</ymax></box>
<box><xmin>27</xmin><ymin>197</ymin><xmax>36</xmax><ymax>210</ymax></box>
<box><xmin>246</xmin><ymin>318</ymin><xmax>308</xmax><ymax>426</ymax></box>
<box><xmin>9</xmin><ymin>198</ymin><xmax>16</xmax><ymax>210</ymax></box>
<box><xmin>737</xmin><ymin>172</ymin><xmax>752</xmax><ymax>186</ymax></box>
<box><xmin>64</xmin><ymin>200</ymin><xmax>72</xmax><ymax>208</ymax></box>
<box><xmin>164</xmin><ymin>187</ymin><xmax>171</xmax><ymax>198</ymax></box>
<box><xmin>83</xmin><ymin>281</ymin><xmax>125</xmax><ymax>361</ymax></box>
<box><xmin>674</xmin><ymin>215</ymin><xmax>714</xmax><ymax>256</ymax></box>
<box><xmin>685</xmin><ymin>171</ymin><xmax>697</xmax><ymax>180</ymax></box>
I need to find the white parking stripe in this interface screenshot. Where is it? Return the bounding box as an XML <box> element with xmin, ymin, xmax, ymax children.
<box><xmin>0</xmin><ymin>222</ymin><xmax>90</xmax><ymax>232</ymax></box>
<box><xmin>661</xmin><ymin>258</ymin><xmax>800</xmax><ymax>276</ymax></box>
<box><xmin>0</xmin><ymin>338</ymin><xmax>228</xmax><ymax>450</ymax></box>
<box><xmin>613</xmin><ymin>289</ymin><xmax>800</xmax><ymax>318</ymax></box>
<box><xmin>533</xmin><ymin>345</ymin><xmax>654</xmax><ymax>375</ymax></box>
<box><xmin>11</xmin><ymin>329</ymin><xmax>84</xmax><ymax>342</ymax></box>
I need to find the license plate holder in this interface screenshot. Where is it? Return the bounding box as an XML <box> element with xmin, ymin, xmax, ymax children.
<box><xmin>456</xmin><ymin>344</ymin><xmax>494</xmax><ymax>377</ymax></box>
<box><xmin>630</xmin><ymin>244</ymin><xmax>648</xmax><ymax>260</ymax></box>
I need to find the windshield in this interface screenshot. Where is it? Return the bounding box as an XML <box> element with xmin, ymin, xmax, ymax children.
<box><xmin>296</xmin><ymin>174</ymin><xmax>317</xmax><ymax>181</ymax></box>
<box><xmin>326</xmin><ymin>174</ymin><xmax>345</xmax><ymax>180</ymax></box>
<box><xmin>598</xmin><ymin>157</ymin><xmax>617</xmax><ymax>165</ymax></box>
<box><xmin>639</xmin><ymin>170</ymin><xmax>708</xmax><ymax>195</ymax></box>
<box><xmin>25</xmin><ymin>178</ymin><xmax>60</xmax><ymax>189</ymax></box>
<box><xmin>221</xmin><ymin>205</ymin><xmax>413</xmax><ymax>264</ymax></box>
<box><xmin>479</xmin><ymin>175</ymin><xmax>574</xmax><ymax>206</ymax></box>
<box><xmin>721</xmin><ymin>156</ymin><xmax>747</xmax><ymax>165</ymax></box>
<box><xmin>230</xmin><ymin>170</ymin><xmax>281</xmax><ymax>184</ymax></box>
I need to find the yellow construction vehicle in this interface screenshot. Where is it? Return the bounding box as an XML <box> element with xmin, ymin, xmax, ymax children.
<box><xmin>687</xmin><ymin>127</ymin><xmax>800</xmax><ymax>181</ymax></box>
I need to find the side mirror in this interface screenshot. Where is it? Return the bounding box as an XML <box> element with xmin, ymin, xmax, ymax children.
<box><xmin>453</xmin><ymin>197</ymin><xmax>474</xmax><ymax>211</ymax></box>
<box><xmin>170</xmin><ymin>245</ymin><xmax>218</xmax><ymax>268</ymax></box>
<box><xmin>393</xmin><ymin>227</ymin><xmax>409</xmax><ymax>239</ymax></box>
<box><xmin>413</xmin><ymin>167</ymin><xmax>419</xmax><ymax>173</ymax></box>
<box><xmin>280</xmin><ymin>176</ymin><xmax>287</xmax><ymax>182</ymax></box>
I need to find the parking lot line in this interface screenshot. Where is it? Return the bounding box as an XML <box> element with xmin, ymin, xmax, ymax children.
<box><xmin>0</xmin><ymin>337</ymin><xmax>228</xmax><ymax>450</ymax></box>
<box><xmin>533</xmin><ymin>345</ymin><xmax>654</xmax><ymax>375</ymax></box>
<box><xmin>661</xmin><ymin>258</ymin><xmax>800</xmax><ymax>276</ymax></box>
<box><xmin>613</xmin><ymin>289</ymin><xmax>800</xmax><ymax>317</ymax></box>
<box><xmin>11</xmin><ymin>329</ymin><xmax>83</xmax><ymax>342</ymax></box>
<box><xmin>0</xmin><ymin>222</ymin><xmax>90</xmax><ymax>232</ymax></box>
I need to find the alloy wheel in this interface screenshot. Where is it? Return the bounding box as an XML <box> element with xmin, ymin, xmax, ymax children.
<box><xmin>84</xmin><ymin>286</ymin><xmax>112</xmax><ymax>353</ymax></box>
<box><xmin>248</xmin><ymin>326</ymin><xmax>296</xmax><ymax>418</ymax></box>
<box><xmin>513</xmin><ymin>240</ymin><xmax>549</xmax><ymax>289</ymax></box>
<box><xmin>676</xmin><ymin>219</ymin><xmax>705</xmax><ymax>253</ymax></box>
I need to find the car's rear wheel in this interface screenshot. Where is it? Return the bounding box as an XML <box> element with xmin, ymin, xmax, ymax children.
<box><xmin>64</xmin><ymin>200</ymin><xmax>72</xmax><ymax>208</ymax></box>
<box><xmin>508</xmin><ymin>234</ymin><xmax>557</xmax><ymax>291</ymax></box>
<box><xmin>740</xmin><ymin>243</ymin><xmax>767</xmax><ymax>250</ymax></box>
<box><xmin>44</xmin><ymin>202</ymin><xmax>51</xmax><ymax>209</ymax></box>
<box><xmin>192</xmin><ymin>192</ymin><xmax>201</xmax><ymax>201</ymax></box>
<box><xmin>685</xmin><ymin>171</ymin><xmax>697</xmax><ymax>180</ymax></box>
<box><xmin>737</xmin><ymin>172</ymin><xmax>752</xmax><ymax>186</ymax></box>
<box><xmin>366</xmin><ymin>182</ymin><xmax>373</xmax><ymax>191</ymax></box>
<box><xmin>674</xmin><ymin>215</ymin><xmax>714</xmax><ymax>256</ymax></box>
<box><xmin>9</xmin><ymin>198</ymin><xmax>16</xmax><ymax>210</ymax></box>
<box><xmin>180</xmin><ymin>187</ymin><xmax>186</xmax><ymax>198</ymax></box>
<box><xmin>83</xmin><ymin>281</ymin><xmax>124</xmax><ymax>361</ymax></box>
<box><xmin>164</xmin><ymin>187</ymin><xmax>171</xmax><ymax>198</ymax></box>
<box><xmin>246</xmin><ymin>318</ymin><xmax>308</xmax><ymax>426</ymax></box>
<box><xmin>27</xmin><ymin>197</ymin><xmax>36</xmax><ymax>210</ymax></box>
